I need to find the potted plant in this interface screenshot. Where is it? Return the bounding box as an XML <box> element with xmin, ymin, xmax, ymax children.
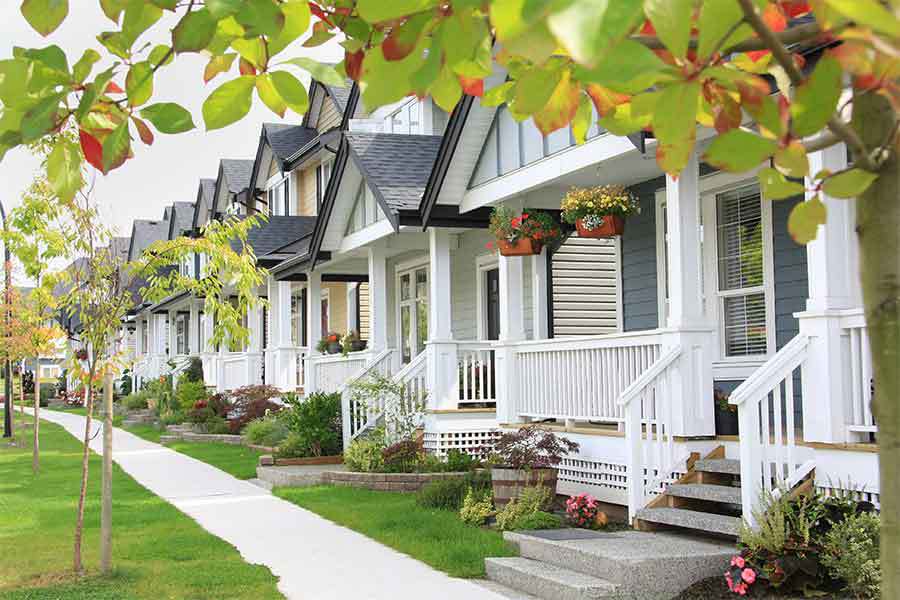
<box><xmin>560</xmin><ymin>184</ymin><xmax>640</xmax><ymax>238</ymax></box>
<box><xmin>487</xmin><ymin>204</ymin><xmax>562</xmax><ymax>256</ymax></box>
<box><xmin>316</xmin><ymin>333</ymin><xmax>342</xmax><ymax>354</ymax></box>
<box><xmin>488</xmin><ymin>425</ymin><xmax>579</xmax><ymax>506</ymax></box>
<box><xmin>714</xmin><ymin>387</ymin><xmax>739</xmax><ymax>436</ymax></box>
<box><xmin>342</xmin><ymin>330</ymin><xmax>367</xmax><ymax>355</ymax></box>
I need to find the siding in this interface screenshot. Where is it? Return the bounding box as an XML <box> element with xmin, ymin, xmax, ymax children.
<box><xmin>297</xmin><ymin>168</ymin><xmax>317</xmax><ymax>216</ymax></box>
<box><xmin>772</xmin><ymin>195</ymin><xmax>808</xmax><ymax>350</ymax></box>
<box><xmin>358</xmin><ymin>283</ymin><xmax>370</xmax><ymax>340</ymax></box>
<box><xmin>551</xmin><ymin>236</ymin><xmax>619</xmax><ymax>336</ymax></box>
<box><xmin>317</xmin><ymin>97</ymin><xmax>342</xmax><ymax>132</ymax></box>
<box><xmin>621</xmin><ymin>178</ymin><xmax>664</xmax><ymax>332</ymax></box>
<box><xmin>323</xmin><ymin>282</ymin><xmax>348</xmax><ymax>334</ymax></box>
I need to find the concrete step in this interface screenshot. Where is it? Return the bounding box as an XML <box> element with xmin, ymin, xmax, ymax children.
<box><xmin>693</xmin><ymin>458</ymin><xmax>741</xmax><ymax>475</ymax></box>
<box><xmin>504</xmin><ymin>529</ymin><xmax>734</xmax><ymax>598</ymax></box>
<box><xmin>485</xmin><ymin>557</ymin><xmax>617</xmax><ymax>600</ymax></box>
<box><xmin>636</xmin><ymin>507</ymin><xmax>741</xmax><ymax>537</ymax></box>
<box><xmin>665</xmin><ymin>483</ymin><xmax>741</xmax><ymax>504</ymax></box>
<box><xmin>473</xmin><ymin>580</ymin><xmax>542</xmax><ymax>600</ymax></box>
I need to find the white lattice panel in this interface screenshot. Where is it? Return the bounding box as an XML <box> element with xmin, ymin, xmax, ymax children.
<box><xmin>423</xmin><ymin>429</ymin><xmax>500</xmax><ymax>458</ymax></box>
<box><xmin>557</xmin><ymin>456</ymin><xmax>629</xmax><ymax>505</ymax></box>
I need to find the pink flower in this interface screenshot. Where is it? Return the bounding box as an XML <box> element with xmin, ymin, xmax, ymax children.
<box><xmin>734</xmin><ymin>581</ymin><xmax>748</xmax><ymax>595</ymax></box>
<box><xmin>725</xmin><ymin>573</ymin><xmax>734</xmax><ymax>592</ymax></box>
<box><xmin>731</xmin><ymin>555</ymin><xmax>745</xmax><ymax>568</ymax></box>
<box><xmin>741</xmin><ymin>568</ymin><xmax>756</xmax><ymax>584</ymax></box>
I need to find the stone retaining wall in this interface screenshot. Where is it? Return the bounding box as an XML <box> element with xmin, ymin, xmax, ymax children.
<box><xmin>159</xmin><ymin>431</ymin><xmax>275</xmax><ymax>453</ymax></box>
<box><xmin>322</xmin><ymin>471</ymin><xmax>470</xmax><ymax>492</ymax></box>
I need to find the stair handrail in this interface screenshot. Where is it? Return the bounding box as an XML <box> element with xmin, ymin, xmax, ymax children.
<box><xmin>617</xmin><ymin>345</ymin><xmax>682</xmax><ymax>407</ymax></box>
<box><xmin>340</xmin><ymin>348</ymin><xmax>395</xmax><ymax>447</ymax></box>
<box><xmin>729</xmin><ymin>334</ymin><xmax>808</xmax><ymax>406</ymax></box>
<box><xmin>384</xmin><ymin>350</ymin><xmax>429</xmax><ymax>441</ymax></box>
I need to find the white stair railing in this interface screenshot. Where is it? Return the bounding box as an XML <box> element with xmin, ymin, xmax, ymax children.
<box><xmin>841</xmin><ymin>311</ymin><xmax>876</xmax><ymax>436</ymax></box>
<box><xmin>620</xmin><ymin>346</ymin><xmax>686</xmax><ymax>520</ymax></box>
<box><xmin>730</xmin><ymin>334</ymin><xmax>812</xmax><ymax>526</ymax></box>
<box><xmin>312</xmin><ymin>351</ymin><xmax>372</xmax><ymax>395</ymax></box>
<box><xmin>340</xmin><ymin>349</ymin><xmax>395</xmax><ymax>447</ymax></box>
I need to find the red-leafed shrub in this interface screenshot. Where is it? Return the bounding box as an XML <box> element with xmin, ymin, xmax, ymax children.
<box><xmin>227</xmin><ymin>385</ymin><xmax>282</xmax><ymax>433</ymax></box>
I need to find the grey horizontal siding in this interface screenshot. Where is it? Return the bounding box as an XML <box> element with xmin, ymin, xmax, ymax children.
<box><xmin>772</xmin><ymin>195</ymin><xmax>808</xmax><ymax>350</ymax></box>
<box><xmin>621</xmin><ymin>177</ymin><xmax>665</xmax><ymax>332</ymax></box>
<box><xmin>551</xmin><ymin>236</ymin><xmax>619</xmax><ymax>337</ymax></box>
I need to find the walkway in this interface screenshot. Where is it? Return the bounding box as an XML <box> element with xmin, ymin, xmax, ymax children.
<box><xmin>38</xmin><ymin>409</ymin><xmax>508</xmax><ymax>600</ymax></box>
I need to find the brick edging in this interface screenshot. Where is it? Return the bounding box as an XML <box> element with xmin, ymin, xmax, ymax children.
<box><xmin>321</xmin><ymin>471</ymin><xmax>470</xmax><ymax>492</ymax></box>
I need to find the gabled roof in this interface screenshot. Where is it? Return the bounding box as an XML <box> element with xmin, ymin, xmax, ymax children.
<box><xmin>168</xmin><ymin>202</ymin><xmax>195</xmax><ymax>239</ymax></box>
<box><xmin>263</xmin><ymin>123</ymin><xmax>318</xmax><ymax>162</ymax></box>
<box><xmin>128</xmin><ymin>219</ymin><xmax>169</xmax><ymax>262</ymax></box>
<box><xmin>325</xmin><ymin>80</ymin><xmax>353</xmax><ymax>113</ymax></box>
<box><xmin>231</xmin><ymin>215</ymin><xmax>317</xmax><ymax>264</ymax></box>
<box><xmin>221</xmin><ymin>159</ymin><xmax>254</xmax><ymax>194</ymax></box>
<box><xmin>192</xmin><ymin>178</ymin><xmax>216</xmax><ymax>229</ymax></box>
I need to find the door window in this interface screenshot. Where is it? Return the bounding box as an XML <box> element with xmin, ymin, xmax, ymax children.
<box><xmin>398</xmin><ymin>266</ymin><xmax>429</xmax><ymax>363</ymax></box>
<box><xmin>485</xmin><ymin>268</ymin><xmax>500</xmax><ymax>340</ymax></box>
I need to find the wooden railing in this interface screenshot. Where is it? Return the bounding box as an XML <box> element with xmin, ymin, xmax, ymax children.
<box><xmin>341</xmin><ymin>349</ymin><xmax>395</xmax><ymax>447</ymax></box>
<box><xmin>730</xmin><ymin>334</ymin><xmax>811</xmax><ymax>526</ymax></box>
<box><xmin>620</xmin><ymin>346</ymin><xmax>687</xmax><ymax>519</ymax></box>
<box><xmin>841</xmin><ymin>311</ymin><xmax>876</xmax><ymax>436</ymax></box>
<box><xmin>311</xmin><ymin>351</ymin><xmax>372</xmax><ymax>395</ymax></box>
<box><xmin>510</xmin><ymin>330</ymin><xmax>665</xmax><ymax>422</ymax></box>
<box><xmin>457</xmin><ymin>342</ymin><xmax>496</xmax><ymax>406</ymax></box>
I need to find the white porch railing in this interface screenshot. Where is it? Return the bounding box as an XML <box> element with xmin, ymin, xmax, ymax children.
<box><xmin>295</xmin><ymin>347</ymin><xmax>306</xmax><ymax>391</ymax></box>
<box><xmin>841</xmin><ymin>310</ymin><xmax>876</xmax><ymax>435</ymax></box>
<box><xmin>511</xmin><ymin>330</ymin><xmax>665</xmax><ymax>422</ymax></box>
<box><xmin>311</xmin><ymin>351</ymin><xmax>372</xmax><ymax>395</ymax></box>
<box><xmin>168</xmin><ymin>354</ymin><xmax>192</xmax><ymax>379</ymax></box>
<box><xmin>201</xmin><ymin>353</ymin><xmax>217</xmax><ymax>388</ymax></box>
<box><xmin>220</xmin><ymin>352</ymin><xmax>263</xmax><ymax>391</ymax></box>
<box><xmin>341</xmin><ymin>349</ymin><xmax>396</xmax><ymax>446</ymax></box>
<box><xmin>620</xmin><ymin>346</ymin><xmax>688</xmax><ymax>519</ymax></box>
<box><xmin>457</xmin><ymin>341</ymin><xmax>496</xmax><ymax>406</ymax></box>
<box><xmin>730</xmin><ymin>334</ymin><xmax>812</xmax><ymax>526</ymax></box>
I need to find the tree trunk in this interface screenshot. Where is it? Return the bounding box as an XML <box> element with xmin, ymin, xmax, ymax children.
<box><xmin>852</xmin><ymin>89</ymin><xmax>899</xmax><ymax>598</ymax></box>
<box><xmin>32</xmin><ymin>364</ymin><xmax>40</xmax><ymax>474</ymax></box>
<box><xmin>73</xmin><ymin>376</ymin><xmax>94</xmax><ymax>575</ymax></box>
<box><xmin>19</xmin><ymin>371</ymin><xmax>24</xmax><ymax>413</ymax></box>
<box><xmin>100</xmin><ymin>371</ymin><xmax>113</xmax><ymax>574</ymax></box>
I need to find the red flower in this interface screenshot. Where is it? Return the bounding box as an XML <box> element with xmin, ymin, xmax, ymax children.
<box><xmin>485</xmin><ymin>241</ymin><xmax>494</xmax><ymax>249</ymax></box>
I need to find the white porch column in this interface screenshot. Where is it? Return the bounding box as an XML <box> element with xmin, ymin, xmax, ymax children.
<box><xmin>247</xmin><ymin>301</ymin><xmax>263</xmax><ymax>385</ymax></box>
<box><xmin>427</xmin><ymin>229</ymin><xmax>458</xmax><ymax>409</ymax></box>
<box><xmin>496</xmin><ymin>254</ymin><xmax>526</xmax><ymax>425</ymax></box>
<box><xmin>189</xmin><ymin>301</ymin><xmax>200</xmax><ymax>356</ymax></box>
<box><xmin>367</xmin><ymin>247</ymin><xmax>389</xmax><ymax>352</ymax></box>
<box><xmin>305</xmin><ymin>271</ymin><xmax>323</xmax><ymax>393</ymax></box>
<box><xmin>663</xmin><ymin>153</ymin><xmax>715</xmax><ymax>437</ymax></box>
<box><xmin>347</xmin><ymin>284</ymin><xmax>359</xmax><ymax>333</ymax></box>
<box><xmin>167</xmin><ymin>310</ymin><xmax>177</xmax><ymax>359</ymax></box>
<box><xmin>799</xmin><ymin>143</ymin><xmax>856</xmax><ymax>443</ymax></box>
<box><xmin>268</xmin><ymin>276</ymin><xmax>297</xmax><ymax>390</ymax></box>
<box><xmin>531</xmin><ymin>248</ymin><xmax>550</xmax><ymax>340</ymax></box>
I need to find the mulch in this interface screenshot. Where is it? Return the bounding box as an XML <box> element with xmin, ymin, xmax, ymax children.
<box><xmin>674</xmin><ymin>577</ymin><xmax>852</xmax><ymax>599</ymax></box>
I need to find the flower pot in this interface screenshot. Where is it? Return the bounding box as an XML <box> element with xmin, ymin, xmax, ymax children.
<box><xmin>576</xmin><ymin>215</ymin><xmax>625</xmax><ymax>238</ymax></box>
<box><xmin>327</xmin><ymin>342</ymin><xmax>342</xmax><ymax>354</ymax></box>
<box><xmin>350</xmin><ymin>340</ymin><xmax>367</xmax><ymax>352</ymax></box>
<box><xmin>491</xmin><ymin>467</ymin><xmax>557</xmax><ymax>507</ymax></box>
<box><xmin>715</xmin><ymin>406</ymin><xmax>739</xmax><ymax>436</ymax></box>
<box><xmin>497</xmin><ymin>237</ymin><xmax>542</xmax><ymax>256</ymax></box>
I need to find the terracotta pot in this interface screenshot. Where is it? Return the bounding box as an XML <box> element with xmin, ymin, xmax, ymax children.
<box><xmin>576</xmin><ymin>215</ymin><xmax>625</xmax><ymax>238</ymax></box>
<box><xmin>491</xmin><ymin>467</ymin><xmax>557</xmax><ymax>507</ymax></box>
<box><xmin>497</xmin><ymin>237</ymin><xmax>542</xmax><ymax>256</ymax></box>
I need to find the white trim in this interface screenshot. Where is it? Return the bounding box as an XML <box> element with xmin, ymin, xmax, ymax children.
<box><xmin>614</xmin><ymin>236</ymin><xmax>624</xmax><ymax>333</ymax></box>
<box><xmin>321</xmin><ymin>288</ymin><xmax>331</xmax><ymax>333</ymax></box>
<box><xmin>475</xmin><ymin>253</ymin><xmax>499</xmax><ymax>340</ymax></box>
<box><xmin>339</xmin><ymin>220</ymin><xmax>394</xmax><ymax>253</ymax></box>
<box><xmin>654</xmin><ymin>189</ymin><xmax>668</xmax><ymax>325</ymax></box>
<box><xmin>394</xmin><ymin>259</ymin><xmax>430</xmax><ymax>364</ymax></box>
<box><xmin>265</xmin><ymin>171</ymin><xmax>291</xmax><ymax>216</ymax></box>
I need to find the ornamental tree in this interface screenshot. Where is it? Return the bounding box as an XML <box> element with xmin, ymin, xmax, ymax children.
<box><xmin>1</xmin><ymin>0</ymin><xmax>898</xmax><ymax>593</ymax></box>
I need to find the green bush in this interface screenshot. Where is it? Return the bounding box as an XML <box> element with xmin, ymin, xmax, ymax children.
<box><xmin>38</xmin><ymin>383</ymin><xmax>55</xmax><ymax>406</ymax></box>
<box><xmin>822</xmin><ymin>511</ymin><xmax>880</xmax><ymax>599</ymax></box>
<box><xmin>445</xmin><ymin>449</ymin><xmax>479</xmax><ymax>472</ymax></box>
<box><xmin>279</xmin><ymin>392</ymin><xmax>342</xmax><ymax>457</ymax></box>
<box><xmin>123</xmin><ymin>391</ymin><xmax>149</xmax><ymax>410</ymax></box>
<box><xmin>513</xmin><ymin>511</ymin><xmax>564</xmax><ymax>530</ymax></box>
<box><xmin>416</xmin><ymin>478</ymin><xmax>470</xmax><ymax>510</ymax></box>
<box><xmin>159</xmin><ymin>410</ymin><xmax>185</xmax><ymax>426</ymax></box>
<box><xmin>344</xmin><ymin>433</ymin><xmax>386</xmax><ymax>473</ymax></box>
<box><xmin>459</xmin><ymin>488</ymin><xmax>494</xmax><ymax>527</ymax></box>
<box><xmin>183</xmin><ymin>357</ymin><xmax>204</xmax><ymax>383</ymax></box>
<box><xmin>245</xmin><ymin>417</ymin><xmax>289</xmax><ymax>448</ymax></box>
<box><xmin>175</xmin><ymin>379</ymin><xmax>208</xmax><ymax>412</ymax></box>
<box><xmin>495</xmin><ymin>485</ymin><xmax>554</xmax><ymax>531</ymax></box>
<box><xmin>194</xmin><ymin>415</ymin><xmax>230</xmax><ymax>434</ymax></box>
<box><xmin>275</xmin><ymin>432</ymin><xmax>307</xmax><ymax>458</ymax></box>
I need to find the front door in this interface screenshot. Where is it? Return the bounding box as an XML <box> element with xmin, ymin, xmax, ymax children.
<box><xmin>398</xmin><ymin>265</ymin><xmax>429</xmax><ymax>364</ymax></box>
<box><xmin>485</xmin><ymin>268</ymin><xmax>500</xmax><ymax>340</ymax></box>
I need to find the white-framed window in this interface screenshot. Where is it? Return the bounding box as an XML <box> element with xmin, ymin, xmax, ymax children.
<box><xmin>316</xmin><ymin>159</ymin><xmax>334</xmax><ymax>209</ymax></box>
<box><xmin>321</xmin><ymin>288</ymin><xmax>331</xmax><ymax>335</ymax></box>
<box><xmin>385</xmin><ymin>98</ymin><xmax>421</xmax><ymax>134</ymax></box>
<box><xmin>175</xmin><ymin>314</ymin><xmax>188</xmax><ymax>355</ymax></box>
<box><xmin>475</xmin><ymin>253</ymin><xmax>499</xmax><ymax>340</ymax></box>
<box><xmin>266</xmin><ymin>173</ymin><xmax>291</xmax><ymax>216</ymax></box>
<box><xmin>395</xmin><ymin>259</ymin><xmax>429</xmax><ymax>364</ymax></box>
<box><xmin>345</xmin><ymin>180</ymin><xmax>384</xmax><ymax>234</ymax></box>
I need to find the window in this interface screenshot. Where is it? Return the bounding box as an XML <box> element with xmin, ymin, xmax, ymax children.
<box><xmin>291</xmin><ymin>288</ymin><xmax>307</xmax><ymax>346</ymax></box>
<box><xmin>715</xmin><ymin>184</ymin><xmax>768</xmax><ymax>357</ymax></box>
<box><xmin>316</xmin><ymin>159</ymin><xmax>333</xmax><ymax>209</ymax></box>
<box><xmin>346</xmin><ymin>181</ymin><xmax>384</xmax><ymax>234</ymax></box>
<box><xmin>267</xmin><ymin>175</ymin><xmax>290</xmax><ymax>216</ymax></box>
<box><xmin>176</xmin><ymin>314</ymin><xmax>187</xmax><ymax>355</ymax></box>
<box><xmin>397</xmin><ymin>264</ymin><xmax>428</xmax><ymax>364</ymax></box>
<box><xmin>321</xmin><ymin>289</ymin><xmax>330</xmax><ymax>335</ymax></box>
<box><xmin>387</xmin><ymin>99</ymin><xmax>421</xmax><ymax>134</ymax></box>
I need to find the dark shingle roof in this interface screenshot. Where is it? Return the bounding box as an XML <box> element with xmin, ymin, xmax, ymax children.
<box><xmin>129</xmin><ymin>219</ymin><xmax>169</xmax><ymax>262</ymax></box>
<box><xmin>168</xmin><ymin>201</ymin><xmax>195</xmax><ymax>239</ymax></box>
<box><xmin>263</xmin><ymin>123</ymin><xmax>318</xmax><ymax>161</ymax></box>
<box><xmin>221</xmin><ymin>159</ymin><xmax>254</xmax><ymax>194</ymax></box>
<box><xmin>345</xmin><ymin>132</ymin><xmax>443</xmax><ymax>212</ymax></box>
<box><xmin>325</xmin><ymin>81</ymin><xmax>352</xmax><ymax>113</ymax></box>
<box><xmin>193</xmin><ymin>178</ymin><xmax>216</xmax><ymax>227</ymax></box>
<box><xmin>230</xmin><ymin>215</ymin><xmax>318</xmax><ymax>256</ymax></box>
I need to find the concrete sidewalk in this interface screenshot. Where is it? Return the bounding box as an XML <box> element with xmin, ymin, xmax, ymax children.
<box><xmin>38</xmin><ymin>409</ymin><xmax>507</xmax><ymax>600</ymax></box>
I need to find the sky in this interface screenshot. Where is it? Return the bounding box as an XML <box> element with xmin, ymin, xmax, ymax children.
<box><xmin>0</xmin><ymin>4</ymin><xmax>342</xmax><ymax>246</ymax></box>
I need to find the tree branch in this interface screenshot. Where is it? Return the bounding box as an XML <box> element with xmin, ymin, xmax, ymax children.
<box><xmin>631</xmin><ymin>21</ymin><xmax>822</xmax><ymax>53</ymax></box>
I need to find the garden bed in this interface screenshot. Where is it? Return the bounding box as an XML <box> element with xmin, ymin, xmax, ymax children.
<box><xmin>323</xmin><ymin>470</ymin><xmax>472</xmax><ymax>492</ymax></box>
<box><xmin>259</xmin><ymin>454</ymin><xmax>343</xmax><ymax>467</ymax></box>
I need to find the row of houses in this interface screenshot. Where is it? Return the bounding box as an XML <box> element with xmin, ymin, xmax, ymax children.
<box><xmin>106</xmin><ymin>66</ymin><xmax>875</xmax><ymax>529</ymax></box>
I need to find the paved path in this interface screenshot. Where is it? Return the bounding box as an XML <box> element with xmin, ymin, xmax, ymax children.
<box><xmin>38</xmin><ymin>409</ymin><xmax>507</xmax><ymax>600</ymax></box>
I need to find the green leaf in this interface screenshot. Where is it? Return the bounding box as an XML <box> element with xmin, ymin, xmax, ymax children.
<box><xmin>825</xmin><ymin>0</ymin><xmax>900</xmax><ymax>39</ymax></box>
<box><xmin>47</xmin><ymin>139</ymin><xmax>83</xmax><ymax>202</ymax></box>
<box><xmin>574</xmin><ymin>39</ymin><xmax>669</xmax><ymax>94</ymax></box>
<box><xmin>206</xmin><ymin>0</ymin><xmax>242</xmax><ymax>19</ymax></box>
<box><xmin>140</xmin><ymin>102</ymin><xmax>195</xmax><ymax>133</ymax></box>
<box><xmin>268</xmin><ymin>0</ymin><xmax>311</xmax><ymax>56</ymax></box>
<box><xmin>547</xmin><ymin>0</ymin><xmax>643</xmax><ymax>67</ymax></box>
<box><xmin>572</xmin><ymin>94</ymin><xmax>593</xmax><ymax>144</ymax></box>
<box><xmin>788</xmin><ymin>195</ymin><xmax>826</xmax><ymax>244</ymax></box>
<box><xmin>359</xmin><ymin>42</ymin><xmax>426</xmax><ymax>109</ymax></box>
<box><xmin>269</xmin><ymin>71</ymin><xmax>309</xmax><ymax>115</ymax></box>
<box><xmin>0</xmin><ymin>60</ymin><xmax>30</xmax><ymax>107</ymax></box>
<box><xmin>703</xmin><ymin>129</ymin><xmax>777</xmax><ymax>173</ymax></box>
<box><xmin>758</xmin><ymin>167</ymin><xmax>804</xmax><ymax>200</ymax></box>
<box><xmin>101</xmin><ymin>121</ymin><xmax>131</xmax><ymax>173</ymax></box>
<box><xmin>481</xmin><ymin>81</ymin><xmax>515</xmax><ymax>108</ymax></box>
<box><xmin>430</xmin><ymin>67</ymin><xmax>462</xmax><ymax>113</ymax></box>
<box><xmin>533</xmin><ymin>70</ymin><xmax>581</xmax><ymax>136</ymax></box>
<box><xmin>281</xmin><ymin>58</ymin><xmax>345</xmax><ymax>87</ymax></box>
<box><xmin>598</xmin><ymin>102</ymin><xmax>651</xmax><ymax>135</ymax></box>
<box><xmin>231</xmin><ymin>37</ymin><xmax>267</xmax><ymax>69</ymax></box>
<box><xmin>21</xmin><ymin>0</ymin><xmax>68</xmax><ymax>36</ymax></box>
<box><xmin>791</xmin><ymin>54</ymin><xmax>842</xmax><ymax>137</ymax></box>
<box><xmin>125</xmin><ymin>61</ymin><xmax>153</xmax><ymax>107</ymax></box>
<box><xmin>302</xmin><ymin>21</ymin><xmax>335</xmax><ymax>48</ymax></box>
<box><xmin>509</xmin><ymin>64</ymin><xmax>562</xmax><ymax>116</ymax></box>
<box><xmin>149</xmin><ymin>44</ymin><xmax>173</xmax><ymax>66</ymax></box>
<box><xmin>72</xmin><ymin>49</ymin><xmax>101</xmax><ymax>83</ymax></box>
<box><xmin>255</xmin><ymin>73</ymin><xmax>286</xmax><ymax>118</ymax></box>
<box><xmin>644</xmin><ymin>0</ymin><xmax>695</xmax><ymax>58</ymax></box>
<box><xmin>22</xmin><ymin>45</ymin><xmax>69</xmax><ymax>73</ymax></box>
<box><xmin>99</xmin><ymin>0</ymin><xmax>127</xmax><ymax>22</ymax></box>
<box><xmin>204</xmin><ymin>53</ymin><xmax>237</xmax><ymax>84</ymax></box>
<box><xmin>410</xmin><ymin>36</ymin><xmax>443</xmax><ymax>95</ymax></box>
<box><xmin>151</xmin><ymin>0</ymin><xmax>178</xmax><ymax>8</ymax></box>
<box><xmin>121</xmin><ymin>1</ymin><xmax>163</xmax><ymax>48</ymax></box>
<box><xmin>653</xmin><ymin>80</ymin><xmax>699</xmax><ymax>175</ymax></box>
<box><xmin>697</xmin><ymin>1</ymin><xmax>750</xmax><ymax>60</ymax></box>
<box><xmin>236</xmin><ymin>0</ymin><xmax>285</xmax><ymax>38</ymax></box>
<box><xmin>773</xmin><ymin>141</ymin><xmax>808</xmax><ymax>179</ymax></box>
<box><xmin>357</xmin><ymin>0</ymin><xmax>439</xmax><ymax>23</ymax></box>
<box><xmin>21</xmin><ymin>93</ymin><xmax>63</xmax><ymax>142</ymax></box>
<box><xmin>822</xmin><ymin>168</ymin><xmax>878</xmax><ymax>199</ymax></box>
<box><xmin>172</xmin><ymin>8</ymin><xmax>216</xmax><ymax>53</ymax></box>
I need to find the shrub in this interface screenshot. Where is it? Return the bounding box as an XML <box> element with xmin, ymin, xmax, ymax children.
<box><xmin>822</xmin><ymin>512</ymin><xmax>880</xmax><ymax>599</ymax></box>
<box><xmin>159</xmin><ymin>410</ymin><xmax>185</xmax><ymax>426</ymax></box>
<box><xmin>460</xmin><ymin>488</ymin><xmax>494</xmax><ymax>527</ymax></box>
<box><xmin>566</xmin><ymin>493</ymin><xmax>603</xmax><ymax>529</ymax></box>
<box><xmin>227</xmin><ymin>385</ymin><xmax>282</xmax><ymax>433</ymax></box>
<box><xmin>38</xmin><ymin>383</ymin><xmax>55</xmax><ymax>406</ymax></box>
<box><xmin>123</xmin><ymin>391</ymin><xmax>149</xmax><ymax>410</ymax></box>
<box><xmin>175</xmin><ymin>379</ymin><xmax>207</xmax><ymax>412</ymax></box>
<box><xmin>495</xmin><ymin>485</ymin><xmax>554</xmax><ymax>531</ymax></box>
<box><xmin>275</xmin><ymin>432</ymin><xmax>308</xmax><ymax>459</ymax></box>
<box><xmin>197</xmin><ymin>415</ymin><xmax>230</xmax><ymax>434</ymax></box>
<box><xmin>183</xmin><ymin>357</ymin><xmax>204</xmax><ymax>383</ymax></box>
<box><xmin>344</xmin><ymin>433</ymin><xmax>386</xmax><ymax>473</ymax></box>
<box><xmin>513</xmin><ymin>511</ymin><xmax>564</xmax><ymax>531</ymax></box>
<box><xmin>491</xmin><ymin>425</ymin><xmax>579</xmax><ymax>469</ymax></box>
<box><xmin>280</xmin><ymin>392</ymin><xmax>341</xmax><ymax>456</ymax></box>
<box><xmin>416</xmin><ymin>478</ymin><xmax>470</xmax><ymax>510</ymax></box>
<box><xmin>119</xmin><ymin>370</ymin><xmax>132</xmax><ymax>396</ymax></box>
<box><xmin>244</xmin><ymin>416</ymin><xmax>289</xmax><ymax>448</ymax></box>
<box><xmin>22</xmin><ymin>371</ymin><xmax>34</xmax><ymax>394</ymax></box>
<box><xmin>446</xmin><ymin>449</ymin><xmax>479</xmax><ymax>472</ymax></box>
<box><xmin>382</xmin><ymin>439</ymin><xmax>422</xmax><ymax>473</ymax></box>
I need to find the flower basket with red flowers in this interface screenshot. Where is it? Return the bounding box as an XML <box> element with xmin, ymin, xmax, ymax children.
<box><xmin>316</xmin><ymin>333</ymin><xmax>343</xmax><ymax>354</ymax></box>
<box><xmin>487</xmin><ymin>204</ymin><xmax>562</xmax><ymax>256</ymax></box>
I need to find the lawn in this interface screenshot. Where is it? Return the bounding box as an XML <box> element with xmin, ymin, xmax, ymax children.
<box><xmin>165</xmin><ymin>441</ymin><xmax>264</xmax><ymax>480</ymax></box>
<box><xmin>275</xmin><ymin>485</ymin><xmax>517</xmax><ymax>578</ymax></box>
<box><xmin>0</xmin><ymin>413</ymin><xmax>283</xmax><ymax>599</ymax></box>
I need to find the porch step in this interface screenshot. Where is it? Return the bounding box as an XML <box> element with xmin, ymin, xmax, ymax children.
<box><xmin>485</xmin><ymin>557</ymin><xmax>618</xmax><ymax>600</ymax></box>
<box><xmin>694</xmin><ymin>458</ymin><xmax>741</xmax><ymax>475</ymax></box>
<box><xmin>665</xmin><ymin>483</ymin><xmax>741</xmax><ymax>504</ymax></box>
<box><xmin>635</xmin><ymin>507</ymin><xmax>741</xmax><ymax>537</ymax></box>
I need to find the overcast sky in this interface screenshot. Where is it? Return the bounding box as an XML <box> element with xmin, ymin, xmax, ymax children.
<box><xmin>0</xmin><ymin>5</ymin><xmax>341</xmax><ymax>245</ymax></box>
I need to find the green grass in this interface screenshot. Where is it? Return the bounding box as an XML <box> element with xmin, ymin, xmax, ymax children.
<box><xmin>121</xmin><ymin>423</ymin><xmax>163</xmax><ymax>444</ymax></box>
<box><xmin>275</xmin><ymin>485</ymin><xmax>517</xmax><ymax>578</ymax></box>
<box><xmin>0</xmin><ymin>413</ymin><xmax>282</xmax><ymax>599</ymax></box>
<box><xmin>165</xmin><ymin>441</ymin><xmax>264</xmax><ymax>480</ymax></box>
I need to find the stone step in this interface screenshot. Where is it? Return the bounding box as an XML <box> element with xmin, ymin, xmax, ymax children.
<box><xmin>485</xmin><ymin>557</ymin><xmax>618</xmax><ymax>600</ymax></box>
<box><xmin>504</xmin><ymin>529</ymin><xmax>734</xmax><ymax>598</ymax></box>
<box><xmin>473</xmin><ymin>580</ymin><xmax>542</xmax><ymax>600</ymax></box>
<box><xmin>693</xmin><ymin>458</ymin><xmax>741</xmax><ymax>475</ymax></box>
<box><xmin>636</xmin><ymin>507</ymin><xmax>741</xmax><ymax>537</ymax></box>
<box><xmin>665</xmin><ymin>483</ymin><xmax>741</xmax><ymax>504</ymax></box>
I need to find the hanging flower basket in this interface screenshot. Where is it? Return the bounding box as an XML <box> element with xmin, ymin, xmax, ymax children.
<box><xmin>497</xmin><ymin>237</ymin><xmax>542</xmax><ymax>256</ymax></box>
<box><xmin>487</xmin><ymin>204</ymin><xmax>561</xmax><ymax>257</ymax></box>
<box><xmin>561</xmin><ymin>184</ymin><xmax>640</xmax><ymax>238</ymax></box>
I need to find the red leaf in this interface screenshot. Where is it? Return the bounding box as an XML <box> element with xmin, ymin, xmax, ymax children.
<box><xmin>383</xmin><ymin>28</ymin><xmax>415</xmax><ymax>61</ymax></box>
<box><xmin>239</xmin><ymin>58</ymin><xmax>257</xmax><ymax>76</ymax></box>
<box><xmin>308</xmin><ymin>2</ymin><xmax>334</xmax><ymax>27</ymax></box>
<box><xmin>132</xmin><ymin>116</ymin><xmax>154</xmax><ymax>146</ymax></box>
<box><xmin>345</xmin><ymin>49</ymin><xmax>364</xmax><ymax>81</ymax></box>
<box><xmin>459</xmin><ymin>76</ymin><xmax>484</xmax><ymax>97</ymax></box>
<box><xmin>780</xmin><ymin>1</ymin><xmax>811</xmax><ymax>18</ymax></box>
<box><xmin>639</xmin><ymin>20</ymin><xmax>655</xmax><ymax>35</ymax></box>
<box><xmin>762</xmin><ymin>4</ymin><xmax>787</xmax><ymax>32</ymax></box>
<box><xmin>105</xmin><ymin>81</ymin><xmax>124</xmax><ymax>94</ymax></box>
<box><xmin>585</xmin><ymin>84</ymin><xmax>629</xmax><ymax>117</ymax></box>
<box><xmin>79</xmin><ymin>129</ymin><xmax>104</xmax><ymax>171</ymax></box>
